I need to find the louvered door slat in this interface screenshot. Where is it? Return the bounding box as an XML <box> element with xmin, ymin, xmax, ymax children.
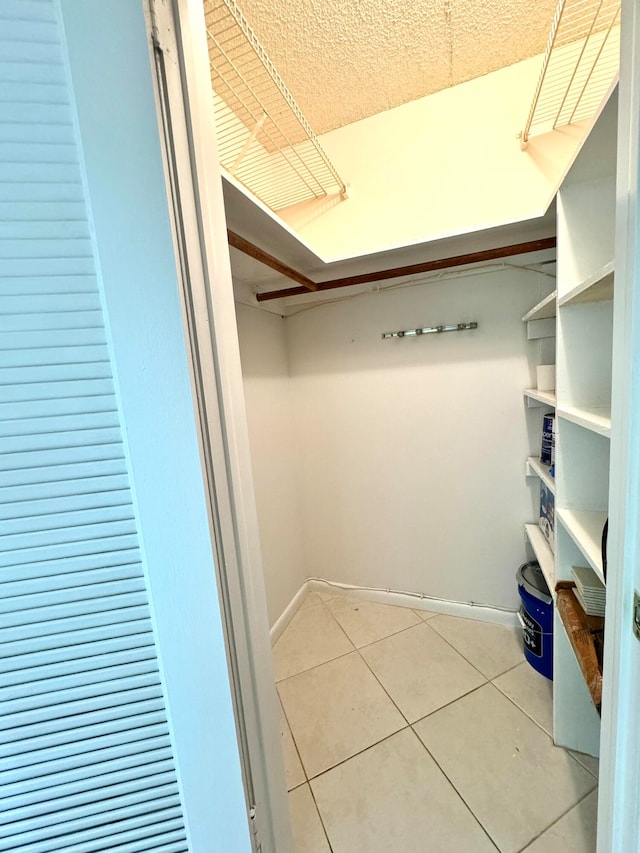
<box><xmin>0</xmin><ymin>184</ymin><xmax>84</xmax><ymax>205</ymax></box>
<box><xmin>0</xmin><ymin>461</ymin><xmax>127</xmax><ymax>491</ymax></box>
<box><xmin>0</xmin><ymin>4</ymin><xmax>189</xmax><ymax>849</ymax></box>
<box><xmin>3</xmin><ymin>665</ymin><xmax>161</xmax><ymax>716</ymax></box>
<box><xmin>0</xmin><ymin>488</ymin><xmax>131</xmax><ymax>521</ymax></box>
<box><xmin>0</xmin><ymin>424</ymin><xmax>121</xmax><ymax>454</ymax></box>
<box><xmin>0</xmin><ymin>292</ymin><xmax>100</xmax><ymax>312</ymax></box>
<box><xmin>0</xmin><ymin>518</ymin><xmax>137</xmax><ymax>554</ymax></box>
<box><xmin>2</xmin><ymin>783</ymin><xmax>180</xmax><ymax>848</ymax></box>
<box><xmin>0</xmin><ymin>376</ymin><xmax>113</xmax><ymax>401</ymax></box>
<box><xmin>1</xmin><ymin>766</ymin><xmax>177</xmax><ymax>823</ymax></box>
<box><xmin>0</xmin><ymin>533</ymin><xmax>140</xmax><ymax>569</ymax></box>
<box><xmin>0</xmin><ymin>642</ymin><xmax>155</xmax><ymax>688</ymax></box>
<box><xmin>0</xmin><ymin>17</ymin><xmax>59</xmax><ymax>41</ymax></box>
<box><xmin>0</xmin><ymin>324</ymin><xmax>105</xmax><ymax>350</ymax></box>
<box><xmin>0</xmin><ymin>442</ymin><xmax>123</xmax><ymax>475</ymax></box>
<box><xmin>0</xmin><ymin>610</ymin><xmax>151</xmax><ymax>652</ymax></box>
<box><xmin>1</xmin><ymin>655</ymin><xmax>157</xmax><ymax>701</ymax></box>
<box><xmin>2</xmin><ymin>588</ymin><xmax>149</xmax><ymax>628</ymax></box>
<box><xmin>0</xmin><ymin>574</ymin><xmax>145</xmax><ymax>613</ymax></box>
<box><xmin>0</xmin><ymin>501</ymin><xmax>133</xmax><ymax>535</ymax></box>
<box><xmin>1</xmin><ymin>682</ymin><xmax>165</xmax><ymax>732</ymax></box>
<box><xmin>0</xmin><ymin>164</ymin><xmax>80</xmax><ymax>184</ymax></box>
<box><xmin>0</xmin><ymin>749</ymin><xmax>175</xmax><ymax>808</ymax></box>
<box><xmin>86</xmin><ymin>837</ymin><xmax>187</xmax><ymax>853</ymax></box>
<box><xmin>0</xmin><ymin>409</ymin><xmax>118</xmax><ymax>437</ymax></box>
<box><xmin>0</xmin><ymin>125</ymin><xmax>75</xmax><ymax>147</ymax></box>
<box><xmin>1</xmin><ymin>719</ymin><xmax>170</xmax><ymax>772</ymax></box>
<box><xmin>0</xmin><ymin>560</ymin><xmax>141</xmax><ymax>596</ymax></box>
<box><xmin>0</xmin><ymin>344</ymin><xmax>110</xmax><ymax>368</ymax></box>
<box><xmin>33</xmin><ymin>817</ymin><xmax>187</xmax><ymax>853</ymax></box>
<box><xmin>0</xmin><ymin>2</ymin><xmax>57</xmax><ymax>23</ymax></box>
<box><xmin>8</xmin><ymin>800</ymin><xmax>184</xmax><ymax>853</ymax></box>
<box><xmin>0</xmin><ymin>548</ymin><xmax>140</xmax><ymax>582</ymax></box>
<box><xmin>0</xmin><ymin>148</ymin><xmax>78</xmax><ymax>170</ymax></box>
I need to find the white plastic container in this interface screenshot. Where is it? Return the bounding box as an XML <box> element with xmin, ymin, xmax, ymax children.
<box><xmin>536</xmin><ymin>364</ymin><xmax>556</xmax><ymax>391</ymax></box>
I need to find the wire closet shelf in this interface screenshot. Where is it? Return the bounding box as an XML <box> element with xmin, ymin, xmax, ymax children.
<box><xmin>203</xmin><ymin>0</ymin><xmax>347</xmax><ymax>212</ymax></box>
<box><xmin>520</xmin><ymin>0</ymin><xmax>620</xmax><ymax>146</ymax></box>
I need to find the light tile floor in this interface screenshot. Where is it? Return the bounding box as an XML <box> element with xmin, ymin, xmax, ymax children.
<box><xmin>274</xmin><ymin>592</ymin><xmax>599</xmax><ymax>853</ymax></box>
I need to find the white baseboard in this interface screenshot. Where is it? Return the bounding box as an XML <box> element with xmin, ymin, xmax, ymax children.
<box><xmin>271</xmin><ymin>578</ymin><xmax>519</xmax><ymax>643</ymax></box>
<box><xmin>269</xmin><ymin>581</ymin><xmax>311</xmax><ymax>645</ymax></box>
<box><xmin>306</xmin><ymin>578</ymin><xmax>519</xmax><ymax>628</ymax></box>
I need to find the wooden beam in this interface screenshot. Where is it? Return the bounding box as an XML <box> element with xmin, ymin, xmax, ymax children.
<box><xmin>255</xmin><ymin>236</ymin><xmax>557</xmax><ymax>302</ymax></box>
<box><xmin>227</xmin><ymin>229</ymin><xmax>318</xmax><ymax>291</ymax></box>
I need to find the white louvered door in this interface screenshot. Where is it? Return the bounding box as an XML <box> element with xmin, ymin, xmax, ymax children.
<box><xmin>0</xmin><ymin>2</ymin><xmax>189</xmax><ymax>850</ymax></box>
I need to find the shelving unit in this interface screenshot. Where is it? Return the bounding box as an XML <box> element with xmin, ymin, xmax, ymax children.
<box><xmin>519</xmin><ymin>93</ymin><xmax>617</xmax><ymax>760</ymax></box>
<box><xmin>524</xmin><ymin>523</ymin><xmax>555</xmax><ymax>595</ymax></box>
<box><xmin>526</xmin><ymin>456</ymin><xmax>555</xmax><ymax>493</ymax></box>
<box><xmin>557</xmin><ymin>508</ymin><xmax>607</xmax><ymax>584</ymax></box>
<box><xmin>557</xmin><ymin>261</ymin><xmax>614</xmax><ymax>307</ymax></box>
<box><xmin>557</xmin><ymin>404</ymin><xmax>611</xmax><ymax>437</ymax></box>
<box><xmin>522</xmin><ymin>290</ymin><xmax>557</xmax><ymax>322</ymax></box>
<box><xmin>524</xmin><ymin>388</ymin><xmax>556</xmax><ymax>408</ymax></box>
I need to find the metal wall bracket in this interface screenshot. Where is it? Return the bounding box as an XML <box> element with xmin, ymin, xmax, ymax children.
<box><xmin>381</xmin><ymin>322</ymin><xmax>478</xmax><ymax>340</ymax></box>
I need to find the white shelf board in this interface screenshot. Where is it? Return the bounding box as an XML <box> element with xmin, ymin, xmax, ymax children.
<box><xmin>525</xmin><ymin>524</ymin><xmax>555</xmax><ymax>595</ymax></box>
<box><xmin>522</xmin><ymin>291</ymin><xmax>557</xmax><ymax>322</ymax></box>
<box><xmin>557</xmin><ymin>404</ymin><xmax>611</xmax><ymax>437</ymax></box>
<box><xmin>556</xmin><ymin>508</ymin><xmax>607</xmax><ymax>584</ymax></box>
<box><xmin>526</xmin><ymin>457</ymin><xmax>556</xmax><ymax>495</ymax></box>
<box><xmin>558</xmin><ymin>260</ymin><xmax>614</xmax><ymax>306</ymax></box>
<box><xmin>525</xmin><ymin>389</ymin><xmax>557</xmax><ymax>408</ymax></box>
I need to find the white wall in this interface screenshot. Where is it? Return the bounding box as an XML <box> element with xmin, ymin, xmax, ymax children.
<box><xmin>236</xmin><ymin>304</ymin><xmax>307</xmax><ymax>625</ymax></box>
<box><xmin>279</xmin><ymin>53</ymin><xmax>594</xmax><ymax>261</ymax></box>
<box><xmin>284</xmin><ymin>265</ymin><xmax>551</xmax><ymax>610</ymax></box>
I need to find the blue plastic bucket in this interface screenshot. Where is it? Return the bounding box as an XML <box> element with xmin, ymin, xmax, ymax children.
<box><xmin>517</xmin><ymin>561</ymin><xmax>553</xmax><ymax>680</ymax></box>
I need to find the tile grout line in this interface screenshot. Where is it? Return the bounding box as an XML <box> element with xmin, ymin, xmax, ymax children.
<box><xmin>276</xmin><ymin>645</ymin><xmax>356</xmax><ymax>687</ymax></box>
<box><xmin>490</xmin><ymin>674</ymin><xmax>600</xmax><ymax>780</ymax></box>
<box><xmin>278</xmin><ymin>694</ymin><xmax>309</xmax><ymax>790</ymax></box>
<box><xmin>306</xmin><ymin>780</ymin><xmax>335</xmax><ymax>853</ymax></box>
<box><xmin>277</xmin><ymin>593</ymin><xmax>596</xmax><ymax>850</ymax></box>
<box><xmin>410</xmin><ymin>685</ymin><xmax>597</xmax><ymax>852</ymax></box>
<box><xmin>514</xmin><ymin>788</ymin><xmax>598</xmax><ymax>852</ymax></box>
<box><xmin>427</xmin><ymin>614</ymin><xmax>524</xmax><ymax>684</ymax></box>
<box><xmin>406</xmin><ymin>724</ymin><xmax>501</xmax><ymax>852</ymax></box>
<box><xmin>303</xmin><ymin>723</ymin><xmax>412</xmax><ymax>785</ymax></box>
<box><xmin>409</xmin><ymin>681</ymin><xmax>489</xmax><ymax>727</ymax></box>
<box><xmin>354</xmin><ymin>642</ymin><xmax>412</xmax><ymax>726</ymax></box>
<box><xmin>490</xmin><ymin>675</ymin><xmax>560</xmax><ymax>747</ymax></box>
<box><xmin>274</xmin><ymin>594</ymin><xmax>358</xmax><ymax>684</ymax></box>
<box><xmin>348</xmin><ymin>612</ymin><xmax>431</xmax><ymax>651</ymax></box>
<box><xmin>278</xmin><ymin>593</ymin><xmax>407</xmax><ymax>789</ymax></box>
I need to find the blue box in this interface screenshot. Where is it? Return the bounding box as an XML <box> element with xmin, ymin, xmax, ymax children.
<box><xmin>539</xmin><ymin>481</ymin><xmax>555</xmax><ymax>553</ymax></box>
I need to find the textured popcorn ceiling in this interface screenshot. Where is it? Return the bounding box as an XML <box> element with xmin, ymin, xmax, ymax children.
<box><xmin>231</xmin><ymin>0</ymin><xmax>559</xmax><ymax>134</ymax></box>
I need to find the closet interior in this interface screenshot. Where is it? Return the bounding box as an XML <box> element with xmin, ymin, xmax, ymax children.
<box><xmin>224</xmin><ymin>85</ymin><xmax>618</xmax><ymax>853</ymax></box>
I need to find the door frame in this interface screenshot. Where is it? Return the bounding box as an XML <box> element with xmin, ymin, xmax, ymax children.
<box><xmin>145</xmin><ymin>1</ymin><xmax>292</xmax><ymax>850</ymax></box>
<box><xmin>598</xmin><ymin>0</ymin><xmax>640</xmax><ymax>849</ymax></box>
<box><xmin>146</xmin><ymin>0</ymin><xmax>640</xmax><ymax>850</ymax></box>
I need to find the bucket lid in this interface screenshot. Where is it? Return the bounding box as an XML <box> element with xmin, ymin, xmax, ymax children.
<box><xmin>517</xmin><ymin>561</ymin><xmax>552</xmax><ymax>604</ymax></box>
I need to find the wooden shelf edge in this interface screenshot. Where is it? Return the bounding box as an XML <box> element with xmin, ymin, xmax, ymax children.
<box><xmin>556</xmin><ymin>585</ymin><xmax>603</xmax><ymax>710</ymax></box>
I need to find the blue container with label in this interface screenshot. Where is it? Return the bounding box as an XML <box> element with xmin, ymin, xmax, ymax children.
<box><xmin>517</xmin><ymin>561</ymin><xmax>553</xmax><ymax>680</ymax></box>
<box><xmin>541</xmin><ymin>413</ymin><xmax>555</xmax><ymax>465</ymax></box>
